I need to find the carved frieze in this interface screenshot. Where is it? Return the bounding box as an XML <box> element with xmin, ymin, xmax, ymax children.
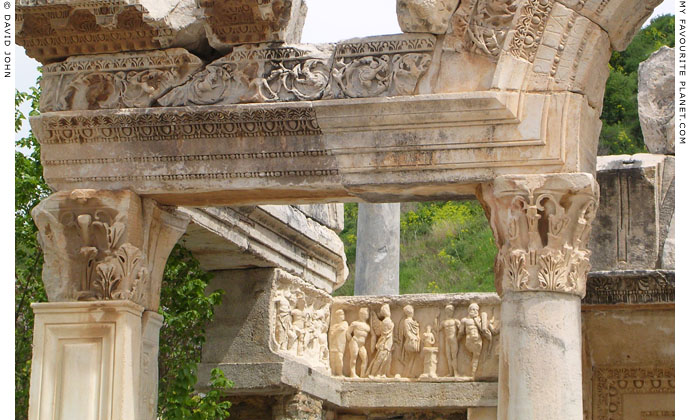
<box><xmin>35</xmin><ymin>106</ymin><xmax>322</xmax><ymax>145</ymax></box>
<box><xmin>200</xmin><ymin>0</ymin><xmax>307</xmax><ymax>52</ymax></box>
<box><xmin>40</xmin><ymin>49</ymin><xmax>203</xmax><ymax>112</ymax></box>
<box><xmin>507</xmin><ymin>0</ymin><xmax>554</xmax><ymax>62</ymax></box>
<box><xmin>584</xmin><ymin>270</ymin><xmax>675</xmax><ymax>305</ymax></box>
<box><xmin>479</xmin><ymin>174</ymin><xmax>599</xmax><ymax>297</ymax></box>
<box><xmin>330</xmin><ymin>295</ymin><xmax>500</xmax><ymax>380</ymax></box>
<box><xmin>159</xmin><ymin>44</ymin><xmax>334</xmax><ymax>106</ymax></box>
<box><xmin>31</xmin><ymin>189</ymin><xmax>189</xmax><ymax>310</ymax></box>
<box><xmin>325</xmin><ymin>34</ymin><xmax>436</xmax><ymax>99</ymax></box>
<box><xmin>446</xmin><ymin>0</ymin><xmax>519</xmax><ymax>59</ymax></box>
<box><xmin>271</xmin><ymin>272</ymin><xmax>332</xmax><ymax>371</ymax></box>
<box><xmin>16</xmin><ymin>0</ymin><xmax>204</xmax><ymax>64</ymax></box>
<box><xmin>594</xmin><ymin>367</ymin><xmax>674</xmax><ymax>420</ymax></box>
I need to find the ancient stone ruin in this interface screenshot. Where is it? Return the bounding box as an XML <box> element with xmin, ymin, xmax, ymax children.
<box><xmin>17</xmin><ymin>0</ymin><xmax>673</xmax><ymax>419</ymax></box>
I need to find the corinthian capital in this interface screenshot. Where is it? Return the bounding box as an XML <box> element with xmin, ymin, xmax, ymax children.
<box><xmin>478</xmin><ymin>174</ymin><xmax>599</xmax><ymax>297</ymax></box>
<box><xmin>31</xmin><ymin>189</ymin><xmax>190</xmax><ymax>310</ymax></box>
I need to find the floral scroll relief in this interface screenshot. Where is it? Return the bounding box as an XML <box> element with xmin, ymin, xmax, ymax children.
<box><xmin>449</xmin><ymin>0</ymin><xmax>519</xmax><ymax>59</ymax></box>
<box><xmin>328</xmin><ymin>53</ymin><xmax>432</xmax><ymax>98</ymax></box>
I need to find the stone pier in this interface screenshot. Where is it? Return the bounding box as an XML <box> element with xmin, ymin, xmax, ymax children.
<box><xmin>355</xmin><ymin>203</ymin><xmax>400</xmax><ymax>295</ymax></box>
<box><xmin>479</xmin><ymin>174</ymin><xmax>599</xmax><ymax>420</ymax></box>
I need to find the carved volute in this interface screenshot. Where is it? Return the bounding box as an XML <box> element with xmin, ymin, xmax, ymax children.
<box><xmin>478</xmin><ymin>174</ymin><xmax>599</xmax><ymax>297</ymax></box>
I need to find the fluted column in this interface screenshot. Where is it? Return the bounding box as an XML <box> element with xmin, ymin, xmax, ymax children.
<box><xmin>29</xmin><ymin>189</ymin><xmax>189</xmax><ymax>420</ymax></box>
<box><xmin>478</xmin><ymin>174</ymin><xmax>599</xmax><ymax>420</ymax></box>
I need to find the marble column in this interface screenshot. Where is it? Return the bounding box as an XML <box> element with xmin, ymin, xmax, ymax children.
<box><xmin>29</xmin><ymin>189</ymin><xmax>189</xmax><ymax>420</ymax></box>
<box><xmin>478</xmin><ymin>174</ymin><xmax>599</xmax><ymax>420</ymax></box>
<box><xmin>354</xmin><ymin>203</ymin><xmax>400</xmax><ymax>295</ymax></box>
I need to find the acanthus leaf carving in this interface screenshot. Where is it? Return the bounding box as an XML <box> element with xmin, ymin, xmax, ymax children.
<box><xmin>31</xmin><ymin>189</ymin><xmax>189</xmax><ymax>310</ymax></box>
<box><xmin>479</xmin><ymin>174</ymin><xmax>599</xmax><ymax>297</ymax></box>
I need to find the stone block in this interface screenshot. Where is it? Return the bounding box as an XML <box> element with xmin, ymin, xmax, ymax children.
<box><xmin>295</xmin><ymin>204</ymin><xmax>344</xmax><ymax>232</ymax></box>
<box><xmin>40</xmin><ymin>49</ymin><xmax>203</xmax><ymax>112</ymax></box>
<box><xmin>16</xmin><ymin>0</ymin><xmax>205</xmax><ymax>63</ymax></box>
<box><xmin>639</xmin><ymin>47</ymin><xmax>675</xmax><ymax>155</ymax></box>
<box><xmin>555</xmin><ymin>0</ymin><xmax>664</xmax><ymax>51</ymax></box>
<box><xmin>201</xmin><ymin>268</ymin><xmax>332</xmax><ymax>372</ymax></box>
<box><xmin>590</xmin><ymin>154</ymin><xmax>674</xmax><ymax>270</ymax></box>
<box><xmin>397</xmin><ymin>0</ymin><xmax>460</xmax><ymax>34</ymax></box>
<box><xmin>582</xmin><ymin>303</ymin><xmax>674</xmax><ymax>420</ymax></box>
<box><xmin>325</xmin><ymin>34</ymin><xmax>437</xmax><ymax>99</ymax></box>
<box><xmin>468</xmin><ymin>407</ymin><xmax>497</xmax><ymax>420</ymax></box>
<box><xmin>180</xmin><ymin>205</ymin><xmax>348</xmax><ymax>293</ymax></box>
<box><xmin>200</xmin><ymin>0</ymin><xmax>307</xmax><ymax>53</ymax></box>
<box><xmin>28</xmin><ymin>301</ymin><xmax>158</xmax><ymax>420</ymax></box>
<box><xmin>159</xmin><ymin>43</ymin><xmax>335</xmax><ymax>106</ymax></box>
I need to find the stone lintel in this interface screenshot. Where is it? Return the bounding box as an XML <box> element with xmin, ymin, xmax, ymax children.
<box><xmin>34</xmin><ymin>91</ymin><xmax>599</xmax><ymax>206</ymax></box>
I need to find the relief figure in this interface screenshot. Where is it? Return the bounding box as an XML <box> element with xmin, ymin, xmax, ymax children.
<box><xmin>366</xmin><ymin>303</ymin><xmax>395</xmax><ymax>378</ymax></box>
<box><xmin>329</xmin><ymin>309</ymin><xmax>349</xmax><ymax>376</ymax></box>
<box><xmin>397</xmin><ymin>304</ymin><xmax>421</xmax><ymax>377</ymax></box>
<box><xmin>346</xmin><ymin>307</ymin><xmax>370</xmax><ymax>378</ymax></box>
<box><xmin>440</xmin><ymin>304</ymin><xmax>462</xmax><ymax>377</ymax></box>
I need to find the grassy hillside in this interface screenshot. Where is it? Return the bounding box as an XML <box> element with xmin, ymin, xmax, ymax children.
<box><xmin>335</xmin><ymin>201</ymin><xmax>496</xmax><ymax>296</ymax></box>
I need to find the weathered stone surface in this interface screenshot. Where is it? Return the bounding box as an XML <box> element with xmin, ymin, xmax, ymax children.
<box><xmin>180</xmin><ymin>205</ymin><xmax>348</xmax><ymax>293</ymax></box>
<box><xmin>332</xmin><ymin>293</ymin><xmax>500</xmax><ymax>381</ymax></box>
<box><xmin>590</xmin><ymin>154</ymin><xmax>674</xmax><ymax>270</ymax></box>
<box><xmin>639</xmin><ymin>47</ymin><xmax>675</xmax><ymax>155</ymax></box>
<box><xmin>445</xmin><ymin>0</ymin><xmax>518</xmax><ymax>60</ymax></box>
<box><xmin>584</xmin><ymin>270</ymin><xmax>675</xmax><ymax>305</ymax></box>
<box><xmin>468</xmin><ymin>407</ymin><xmax>498</xmax><ymax>420</ymax></box>
<box><xmin>29</xmin><ymin>301</ymin><xmax>159</xmax><ymax>420</ymax></box>
<box><xmin>555</xmin><ymin>0</ymin><xmax>664</xmax><ymax>51</ymax></box>
<box><xmin>16</xmin><ymin>0</ymin><xmax>206</xmax><ymax>64</ymax></box>
<box><xmin>499</xmin><ymin>292</ymin><xmax>583</xmax><ymax>420</ymax></box>
<box><xmin>31</xmin><ymin>189</ymin><xmax>190</xmax><ymax>311</ymax></box>
<box><xmin>582</xmin><ymin>305</ymin><xmax>674</xmax><ymax>420</ymax></box>
<box><xmin>325</xmin><ymin>34</ymin><xmax>436</xmax><ymax>99</ymax></box>
<box><xmin>159</xmin><ymin>43</ymin><xmax>334</xmax><ymax>106</ymax></box>
<box><xmin>40</xmin><ymin>49</ymin><xmax>203</xmax><ymax>112</ymax></box>
<box><xmin>273</xmin><ymin>392</ymin><xmax>324</xmax><ymax>420</ymax></box>
<box><xmin>295</xmin><ymin>204</ymin><xmax>344</xmax><ymax>232</ymax></box>
<box><xmin>479</xmin><ymin>173</ymin><xmax>599</xmax><ymax>298</ymax></box>
<box><xmin>34</xmin><ymin>91</ymin><xmax>601</xmax><ymax>205</ymax></box>
<box><xmin>397</xmin><ymin>0</ymin><xmax>460</xmax><ymax>34</ymax></box>
<box><xmin>200</xmin><ymin>0</ymin><xmax>307</xmax><ymax>53</ymax></box>
<box><xmin>354</xmin><ymin>203</ymin><xmax>400</xmax><ymax>296</ymax></box>
<box><xmin>522</xmin><ymin>2</ymin><xmax>611</xmax><ymax>112</ymax></box>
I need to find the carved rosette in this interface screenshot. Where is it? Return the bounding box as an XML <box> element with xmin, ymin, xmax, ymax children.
<box><xmin>478</xmin><ymin>174</ymin><xmax>599</xmax><ymax>297</ymax></box>
<box><xmin>31</xmin><ymin>189</ymin><xmax>190</xmax><ymax>310</ymax></box>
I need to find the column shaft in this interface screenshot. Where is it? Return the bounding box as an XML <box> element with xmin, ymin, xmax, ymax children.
<box><xmin>354</xmin><ymin>203</ymin><xmax>400</xmax><ymax>295</ymax></box>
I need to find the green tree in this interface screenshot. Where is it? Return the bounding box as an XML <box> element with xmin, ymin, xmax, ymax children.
<box><xmin>15</xmin><ymin>81</ymin><xmax>232</xmax><ymax>419</ymax></box>
<box><xmin>599</xmin><ymin>14</ymin><xmax>675</xmax><ymax>155</ymax></box>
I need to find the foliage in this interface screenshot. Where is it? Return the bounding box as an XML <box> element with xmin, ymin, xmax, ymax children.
<box><xmin>15</xmin><ymin>81</ymin><xmax>232</xmax><ymax>419</ymax></box>
<box><xmin>337</xmin><ymin>201</ymin><xmax>496</xmax><ymax>295</ymax></box>
<box><xmin>599</xmin><ymin>15</ymin><xmax>675</xmax><ymax>155</ymax></box>
<box><xmin>15</xmin><ymin>85</ymin><xmax>49</xmax><ymax>420</ymax></box>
